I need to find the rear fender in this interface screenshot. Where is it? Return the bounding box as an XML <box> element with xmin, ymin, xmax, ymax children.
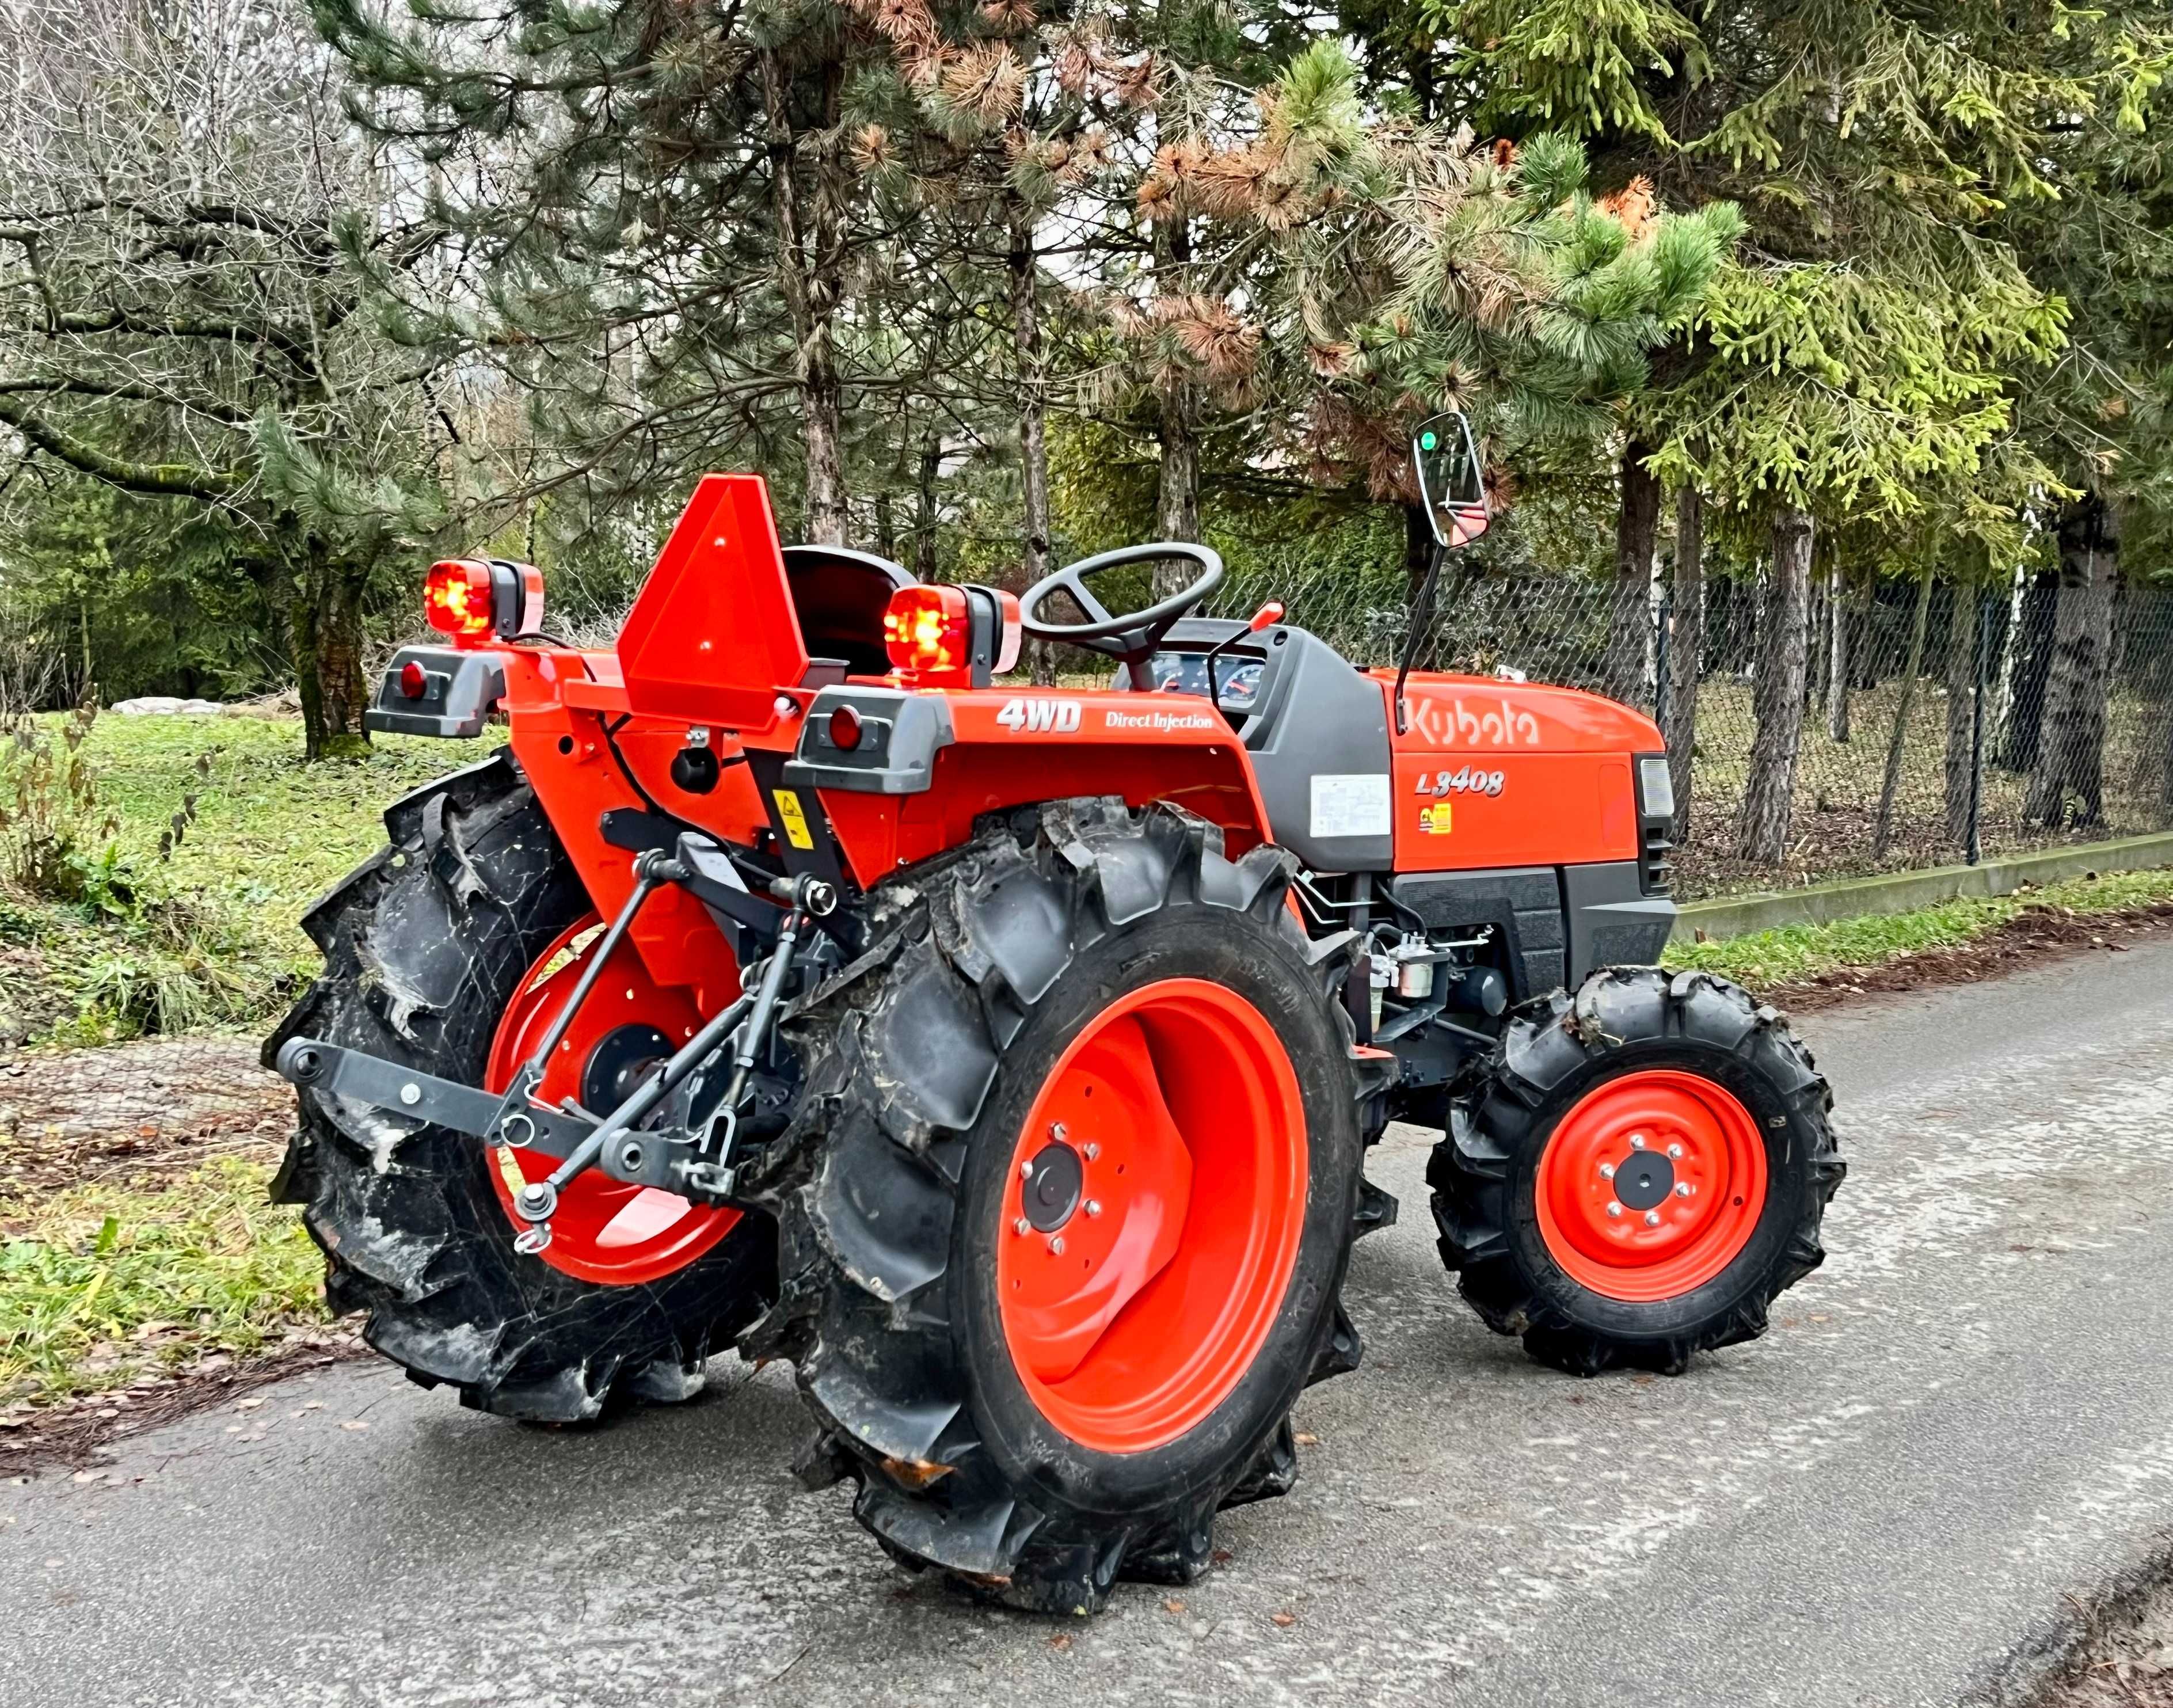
<box><xmin>809</xmin><ymin>687</ymin><xmax>1273</xmax><ymax>887</ymax></box>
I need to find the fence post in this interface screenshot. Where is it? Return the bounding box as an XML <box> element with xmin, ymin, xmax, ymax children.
<box><xmin>1966</xmin><ymin>587</ymin><xmax>1991</xmax><ymax>865</ymax></box>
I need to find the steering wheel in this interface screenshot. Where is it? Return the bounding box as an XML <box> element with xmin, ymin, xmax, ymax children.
<box><xmin>1019</xmin><ymin>542</ymin><xmax>1224</xmax><ymax>678</ymax></box>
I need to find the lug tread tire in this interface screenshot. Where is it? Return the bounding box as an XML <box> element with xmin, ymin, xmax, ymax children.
<box><xmin>743</xmin><ymin>799</ymin><xmax>1389</xmax><ymax>1614</ymax></box>
<box><xmin>1427</xmin><ymin>966</ymin><xmax>1843</xmax><ymax>1376</ymax></box>
<box><xmin>261</xmin><ymin>751</ymin><xmax>774</xmax><ymax>1422</ymax></box>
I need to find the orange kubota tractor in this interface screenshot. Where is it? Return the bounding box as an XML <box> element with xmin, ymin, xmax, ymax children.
<box><xmin>268</xmin><ymin>414</ymin><xmax>1842</xmax><ymax>1612</ymax></box>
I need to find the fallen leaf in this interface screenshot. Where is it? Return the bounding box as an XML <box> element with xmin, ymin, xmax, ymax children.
<box><xmin>71</xmin><ymin>1470</ymin><xmax>101</xmax><ymax>1485</ymax></box>
<box><xmin>1211</xmin><ymin>1548</ymin><xmax>1234</xmax><ymax>1565</ymax></box>
<box><xmin>339</xmin><ymin>1420</ymin><xmax>369</xmax><ymax>1432</ymax></box>
<box><xmin>1163</xmin><ymin>1597</ymin><xmax>1186</xmax><ymax>1615</ymax></box>
<box><xmin>1272</xmin><ymin>1611</ymin><xmax>1297</xmax><ymax>1627</ymax></box>
<box><xmin>1293</xmin><ymin>1432</ymin><xmax>1320</xmax><ymax>1447</ymax></box>
<box><xmin>235</xmin><ymin>1397</ymin><xmax>265</xmax><ymax>1411</ymax></box>
<box><xmin>1048</xmin><ymin>1634</ymin><xmax>1072</xmax><ymax>1651</ymax></box>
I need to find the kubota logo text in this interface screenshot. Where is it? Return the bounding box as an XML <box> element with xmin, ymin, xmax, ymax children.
<box><xmin>996</xmin><ymin>697</ymin><xmax>1082</xmax><ymax>733</ymax></box>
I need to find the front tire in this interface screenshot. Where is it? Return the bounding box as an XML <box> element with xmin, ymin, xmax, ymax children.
<box><xmin>1429</xmin><ymin>967</ymin><xmax>1843</xmax><ymax>1375</ymax></box>
<box><xmin>745</xmin><ymin>800</ymin><xmax>1379</xmax><ymax>1613</ymax></box>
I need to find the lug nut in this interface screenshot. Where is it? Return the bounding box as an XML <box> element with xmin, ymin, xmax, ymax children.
<box><xmin>1628</xmin><ymin>1133</ymin><xmax>1647</xmax><ymax>1150</ymax></box>
<box><xmin>1019</xmin><ymin>1159</ymin><xmax>1034</xmax><ymax>1180</ymax></box>
<box><xmin>1605</xmin><ymin>1201</ymin><xmax>1623</xmax><ymax>1219</ymax></box>
<box><xmin>1049</xmin><ymin>1236</ymin><xmax>1066</xmax><ymax>1256</ymax></box>
<box><xmin>1014</xmin><ymin>1217</ymin><xmax>1031</xmax><ymax>1235</ymax></box>
<box><xmin>1084</xmin><ymin>1200</ymin><xmax>1102</xmax><ymax>1218</ymax></box>
<box><xmin>1083</xmin><ymin>1142</ymin><xmax>1100</xmax><ymax>1161</ymax></box>
<box><xmin>1666</xmin><ymin>1143</ymin><xmax>1684</xmax><ymax>1159</ymax></box>
<box><xmin>1599</xmin><ymin>1162</ymin><xmax>1616</xmax><ymax>1180</ymax></box>
<box><xmin>1051</xmin><ymin>1123</ymin><xmax>1068</xmax><ymax>1142</ymax></box>
<box><xmin>1678</xmin><ymin>1183</ymin><xmax>1695</xmax><ymax>1198</ymax></box>
<box><xmin>1643</xmin><ymin>1210</ymin><xmax>1661</xmax><ymax>1227</ymax></box>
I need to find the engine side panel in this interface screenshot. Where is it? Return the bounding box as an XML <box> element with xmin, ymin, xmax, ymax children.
<box><xmin>1376</xmin><ymin>674</ymin><xmax>1659</xmax><ymax>872</ymax></box>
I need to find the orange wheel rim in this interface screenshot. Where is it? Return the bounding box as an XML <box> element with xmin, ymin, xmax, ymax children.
<box><xmin>1535</xmin><ymin>1069</ymin><xmax>1767</xmax><ymax>1303</ymax></box>
<box><xmin>484</xmin><ymin>916</ymin><xmax>741</xmax><ymax>1287</ymax></box>
<box><xmin>996</xmin><ymin>979</ymin><xmax>1307</xmax><ymax>1455</ymax></box>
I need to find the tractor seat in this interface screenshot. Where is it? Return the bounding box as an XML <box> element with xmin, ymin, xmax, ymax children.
<box><xmin>782</xmin><ymin>545</ymin><xmax>916</xmax><ymax>678</ymax></box>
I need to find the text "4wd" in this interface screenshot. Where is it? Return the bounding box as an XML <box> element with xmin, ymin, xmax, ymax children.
<box><xmin>995</xmin><ymin>698</ymin><xmax>1082</xmax><ymax>733</ymax></box>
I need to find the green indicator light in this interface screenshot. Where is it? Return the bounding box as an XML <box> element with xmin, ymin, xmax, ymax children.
<box><xmin>1420</xmin><ymin>431</ymin><xmax>1438</xmax><ymax>451</ymax></box>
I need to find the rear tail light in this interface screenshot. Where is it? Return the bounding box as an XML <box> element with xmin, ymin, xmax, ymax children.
<box><xmin>828</xmin><ymin>704</ymin><xmax>863</xmax><ymax>750</ymax></box>
<box><xmin>424</xmin><ymin>557</ymin><xmax>545</xmax><ymax>648</ymax></box>
<box><xmin>425</xmin><ymin>560</ymin><xmax>495</xmax><ymax>640</ymax></box>
<box><xmin>884</xmin><ymin>585</ymin><xmax>973</xmax><ymax>678</ymax></box>
<box><xmin>398</xmin><ymin>660</ymin><xmax>429</xmax><ymax>700</ymax></box>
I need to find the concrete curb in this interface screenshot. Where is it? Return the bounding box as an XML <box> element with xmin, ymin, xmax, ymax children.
<box><xmin>1670</xmin><ymin>830</ymin><xmax>2173</xmax><ymax>942</ymax></box>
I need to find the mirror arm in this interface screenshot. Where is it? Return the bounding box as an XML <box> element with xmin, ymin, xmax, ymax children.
<box><xmin>1394</xmin><ymin>544</ymin><xmax>1449</xmax><ymax>737</ymax></box>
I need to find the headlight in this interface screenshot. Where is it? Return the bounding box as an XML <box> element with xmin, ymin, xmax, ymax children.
<box><xmin>1637</xmin><ymin>752</ymin><xmax>1675</xmax><ymax>821</ymax></box>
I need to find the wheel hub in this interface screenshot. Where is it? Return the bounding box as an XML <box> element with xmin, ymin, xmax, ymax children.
<box><xmin>1534</xmin><ymin>1070</ymin><xmax>1769</xmax><ymax>1303</ymax></box>
<box><xmin>580</xmin><ymin>1024</ymin><xmax>673</xmax><ymax>1113</ymax></box>
<box><xmin>1609</xmin><ymin>1144</ymin><xmax>1675</xmax><ymax>1211</ymax></box>
<box><xmin>1022</xmin><ymin>1139</ymin><xmax>1084</xmax><ymax>1232</ymax></box>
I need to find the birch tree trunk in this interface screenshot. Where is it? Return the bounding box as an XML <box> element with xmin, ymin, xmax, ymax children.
<box><xmin>1825</xmin><ymin>564</ymin><xmax>1850</xmax><ymax>743</ymax></box>
<box><xmin>1605</xmin><ymin>439</ymin><xmax>1660</xmax><ymax>705</ymax></box>
<box><xmin>1998</xmin><ymin>569</ymin><xmax>2060</xmax><ymax>771</ymax></box>
<box><xmin>1871</xmin><ymin>569</ymin><xmax>1935</xmax><ymax>858</ymax></box>
<box><xmin>2024</xmin><ymin>497</ymin><xmax>2118</xmax><ymax>826</ymax></box>
<box><xmin>1738</xmin><ymin>508</ymin><xmax>1813</xmax><ymax>865</ymax></box>
<box><xmin>1943</xmin><ymin>585</ymin><xmax>1980</xmax><ymax>847</ymax></box>
<box><xmin>1662</xmin><ymin>484</ymin><xmax>1704</xmax><ymax>842</ymax></box>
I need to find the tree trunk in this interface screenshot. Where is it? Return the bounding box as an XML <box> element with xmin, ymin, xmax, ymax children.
<box><xmin>1152</xmin><ymin>214</ymin><xmax>1200</xmax><ymax>598</ymax></box>
<box><xmin>1825</xmin><ymin>564</ymin><xmax>1850</xmax><ymax>743</ymax></box>
<box><xmin>1997</xmin><ymin>568</ymin><xmax>2059</xmax><ymax>771</ymax></box>
<box><xmin>1738</xmin><ymin>508</ymin><xmax>1813</xmax><ymax>865</ymax></box>
<box><xmin>292</xmin><ymin>535</ymin><xmax>370</xmax><ymax>761</ymax></box>
<box><xmin>1943</xmin><ymin>585</ymin><xmax>1980</xmax><ymax>847</ymax></box>
<box><xmin>912</xmin><ymin>432</ymin><xmax>940</xmax><ymax>581</ymax></box>
<box><xmin>1871</xmin><ymin>569</ymin><xmax>1935</xmax><ymax>858</ymax></box>
<box><xmin>2024</xmin><ymin>497</ymin><xmax>2118</xmax><ymax>826</ymax></box>
<box><xmin>762</xmin><ymin>47</ymin><xmax>848</xmax><ymax>545</ymax></box>
<box><xmin>1009</xmin><ymin>197</ymin><xmax>1056</xmax><ymax>686</ymax></box>
<box><xmin>1605</xmin><ymin>439</ymin><xmax>1660</xmax><ymax>705</ymax></box>
<box><xmin>1662</xmin><ymin>484</ymin><xmax>1704</xmax><ymax>842</ymax></box>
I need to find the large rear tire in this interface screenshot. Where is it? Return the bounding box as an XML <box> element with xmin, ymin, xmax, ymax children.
<box><xmin>743</xmin><ymin>800</ymin><xmax>1380</xmax><ymax>1614</ymax></box>
<box><xmin>1429</xmin><ymin>967</ymin><xmax>1843</xmax><ymax>1376</ymax></box>
<box><xmin>262</xmin><ymin>752</ymin><xmax>774</xmax><ymax>1421</ymax></box>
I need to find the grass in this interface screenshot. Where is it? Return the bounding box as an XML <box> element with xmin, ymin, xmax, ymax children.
<box><xmin>1662</xmin><ymin>866</ymin><xmax>2173</xmax><ymax>988</ymax></box>
<box><xmin>0</xmin><ymin>1155</ymin><xmax>328</xmax><ymax>1408</ymax></box>
<box><xmin>3</xmin><ymin>713</ymin><xmax>490</xmax><ymax>1045</ymax></box>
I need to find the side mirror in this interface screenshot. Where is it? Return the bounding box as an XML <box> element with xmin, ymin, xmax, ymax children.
<box><xmin>1412</xmin><ymin>412</ymin><xmax>1490</xmax><ymax>549</ymax></box>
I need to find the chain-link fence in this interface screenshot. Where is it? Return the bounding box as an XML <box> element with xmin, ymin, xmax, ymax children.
<box><xmin>1204</xmin><ymin>561</ymin><xmax>2173</xmax><ymax>901</ymax></box>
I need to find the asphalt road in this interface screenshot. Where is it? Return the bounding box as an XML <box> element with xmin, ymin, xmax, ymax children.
<box><xmin>10</xmin><ymin>942</ymin><xmax>2173</xmax><ymax>1708</ymax></box>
